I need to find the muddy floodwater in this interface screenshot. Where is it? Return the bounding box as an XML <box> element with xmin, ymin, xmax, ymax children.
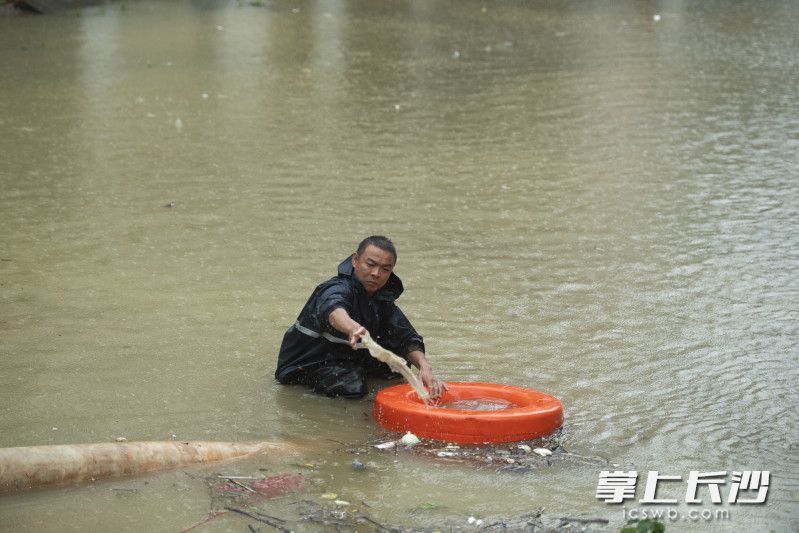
<box><xmin>1</xmin><ymin>1</ymin><xmax>797</xmax><ymax>531</ymax></box>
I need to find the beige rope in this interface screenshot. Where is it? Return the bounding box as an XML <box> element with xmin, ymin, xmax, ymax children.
<box><xmin>360</xmin><ymin>332</ymin><xmax>430</xmax><ymax>405</ymax></box>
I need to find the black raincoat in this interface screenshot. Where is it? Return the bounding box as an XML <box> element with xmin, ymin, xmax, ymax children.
<box><xmin>275</xmin><ymin>257</ymin><xmax>425</xmax><ymax>392</ymax></box>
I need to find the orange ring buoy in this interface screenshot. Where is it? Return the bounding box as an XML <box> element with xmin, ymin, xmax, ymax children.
<box><xmin>373</xmin><ymin>382</ymin><xmax>563</xmax><ymax>444</ymax></box>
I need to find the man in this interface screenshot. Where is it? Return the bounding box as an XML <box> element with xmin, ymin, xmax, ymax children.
<box><xmin>275</xmin><ymin>236</ymin><xmax>444</xmax><ymax>399</ymax></box>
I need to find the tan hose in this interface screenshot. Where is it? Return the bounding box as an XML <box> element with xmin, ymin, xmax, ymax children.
<box><xmin>0</xmin><ymin>441</ymin><xmax>289</xmax><ymax>493</ymax></box>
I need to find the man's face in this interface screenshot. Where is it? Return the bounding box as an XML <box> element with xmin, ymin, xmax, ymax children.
<box><xmin>351</xmin><ymin>245</ymin><xmax>395</xmax><ymax>295</ymax></box>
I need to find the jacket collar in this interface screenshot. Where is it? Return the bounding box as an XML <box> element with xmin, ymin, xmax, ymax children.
<box><xmin>337</xmin><ymin>257</ymin><xmax>404</xmax><ymax>301</ymax></box>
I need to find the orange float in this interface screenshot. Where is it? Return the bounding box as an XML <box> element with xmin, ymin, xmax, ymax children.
<box><xmin>373</xmin><ymin>382</ymin><xmax>563</xmax><ymax>444</ymax></box>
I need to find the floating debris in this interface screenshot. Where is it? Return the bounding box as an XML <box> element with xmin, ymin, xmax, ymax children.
<box><xmin>467</xmin><ymin>515</ymin><xmax>484</xmax><ymax>526</ymax></box>
<box><xmin>518</xmin><ymin>444</ymin><xmax>532</xmax><ymax>453</ymax></box>
<box><xmin>174</xmin><ymin>117</ymin><xmax>183</xmax><ymax>130</ymax></box>
<box><xmin>399</xmin><ymin>432</ymin><xmax>420</xmax><ymax>447</ymax></box>
<box><xmin>495</xmin><ymin>464</ymin><xmax>532</xmax><ymax>474</ymax></box>
<box><xmin>211</xmin><ymin>472</ymin><xmax>306</xmax><ymax>506</ymax></box>
<box><xmin>373</xmin><ymin>441</ymin><xmax>396</xmax><ymax>450</ymax></box>
<box><xmin>351</xmin><ymin>459</ymin><xmax>365</xmax><ymax>471</ymax></box>
<box><xmin>202</xmin><ymin>470</ymin><xmax>611</xmax><ymax>533</ymax></box>
<box><xmin>250</xmin><ymin>473</ymin><xmax>306</xmax><ymax>497</ymax></box>
<box><xmin>534</xmin><ymin>448</ymin><xmax>552</xmax><ymax>457</ymax></box>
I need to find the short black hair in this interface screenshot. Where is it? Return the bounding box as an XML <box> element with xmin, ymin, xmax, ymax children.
<box><xmin>356</xmin><ymin>235</ymin><xmax>397</xmax><ymax>264</ymax></box>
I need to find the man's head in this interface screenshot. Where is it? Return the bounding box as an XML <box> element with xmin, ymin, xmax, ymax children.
<box><xmin>351</xmin><ymin>236</ymin><xmax>397</xmax><ymax>295</ymax></box>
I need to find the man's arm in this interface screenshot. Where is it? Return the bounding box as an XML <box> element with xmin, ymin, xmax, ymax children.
<box><xmin>328</xmin><ymin>307</ymin><xmax>367</xmax><ymax>349</ymax></box>
<box><xmin>328</xmin><ymin>308</ymin><xmax>446</xmax><ymax>398</ymax></box>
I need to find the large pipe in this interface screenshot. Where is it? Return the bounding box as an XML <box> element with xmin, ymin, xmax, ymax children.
<box><xmin>0</xmin><ymin>441</ymin><xmax>290</xmax><ymax>493</ymax></box>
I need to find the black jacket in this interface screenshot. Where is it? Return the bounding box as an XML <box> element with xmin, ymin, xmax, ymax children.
<box><xmin>275</xmin><ymin>257</ymin><xmax>425</xmax><ymax>383</ymax></box>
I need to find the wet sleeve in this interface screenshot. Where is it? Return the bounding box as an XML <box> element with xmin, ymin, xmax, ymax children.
<box><xmin>382</xmin><ymin>304</ymin><xmax>425</xmax><ymax>358</ymax></box>
<box><xmin>311</xmin><ymin>280</ymin><xmax>353</xmax><ymax>331</ymax></box>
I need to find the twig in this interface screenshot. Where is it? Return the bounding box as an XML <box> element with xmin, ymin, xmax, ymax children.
<box><xmin>224</xmin><ymin>507</ymin><xmax>291</xmax><ymax>532</ymax></box>
<box><xmin>357</xmin><ymin>514</ymin><xmax>390</xmax><ymax>531</ymax></box>
<box><xmin>216</xmin><ymin>475</ymin><xmax>262</xmax><ymax>480</ymax></box>
<box><xmin>228</xmin><ymin>478</ymin><xmax>257</xmax><ymax>493</ymax></box>
<box><xmin>248</xmin><ymin>525</ymin><xmax>260</xmax><ymax>533</ymax></box>
<box><xmin>248</xmin><ymin>510</ymin><xmax>287</xmax><ymax>524</ymax></box>
<box><xmin>179</xmin><ymin>511</ymin><xmax>228</xmax><ymax>533</ymax></box>
<box><xmin>559</xmin><ymin>516</ymin><xmax>610</xmax><ymax>525</ymax></box>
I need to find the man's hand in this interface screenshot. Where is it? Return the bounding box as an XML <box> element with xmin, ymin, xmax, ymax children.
<box><xmin>407</xmin><ymin>350</ymin><xmax>447</xmax><ymax>399</ymax></box>
<box><xmin>418</xmin><ymin>365</ymin><xmax>447</xmax><ymax>399</ymax></box>
<box><xmin>348</xmin><ymin>325</ymin><xmax>368</xmax><ymax>350</ymax></box>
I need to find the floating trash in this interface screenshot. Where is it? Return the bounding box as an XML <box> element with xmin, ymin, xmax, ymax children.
<box><xmin>399</xmin><ymin>432</ymin><xmax>420</xmax><ymax>447</ymax></box>
<box><xmin>467</xmin><ymin>516</ymin><xmax>484</xmax><ymax>526</ymax></box>
<box><xmin>374</xmin><ymin>441</ymin><xmax>396</xmax><ymax>450</ymax></box>
<box><xmin>533</xmin><ymin>448</ymin><xmax>552</xmax><ymax>457</ymax></box>
<box><xmin>249</xmin><ymin>473</ymin><xmax>306</xmax><ymax>497</ymax></box>
<box><xmin>213</xmin><ymin>472</ymin><xmax>307</xmax><ymax>504</ymax></box>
